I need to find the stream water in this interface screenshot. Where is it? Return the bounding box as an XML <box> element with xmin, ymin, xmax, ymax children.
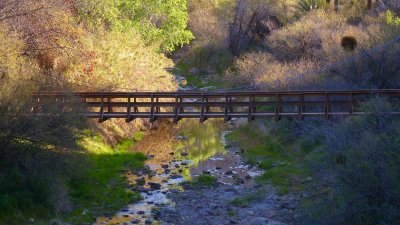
<box><xmin>94</xmin><ymin>76</ymin><xmax>263</xmax><ymax>225</ymax></box>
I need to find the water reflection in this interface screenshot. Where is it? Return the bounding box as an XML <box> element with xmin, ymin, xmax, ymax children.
<box><xmin>175</xmin><ymin>119</ymin><xmax>226</xmax><ymax>166</ymax></box>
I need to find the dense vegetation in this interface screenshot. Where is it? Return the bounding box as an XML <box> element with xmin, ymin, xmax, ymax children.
<box><xmin>1</xmin><ymin>0</ymin><xmax>400</xmax><ymax>224</ymax></box>
<box><xmin>0</xmin><ymin>0</ymin><xmax>187</xmax><ymax>223</ymax></box>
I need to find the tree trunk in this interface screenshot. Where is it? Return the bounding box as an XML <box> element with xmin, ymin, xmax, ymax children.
<box><xmin>334</xmin><ymin>0</ymin><xmax>339</xmax><ymax>11</ymax></box>
<box><xmin>367</xmin><ymin>0</ymin><xmax>372</xmax><ymax>10</ymax></box>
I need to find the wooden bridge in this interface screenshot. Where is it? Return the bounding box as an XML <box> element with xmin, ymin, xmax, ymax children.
<box><xmin>37</xmin><ymin>90</ymin><xmax>400</xmax><ymax>123</ymax></box>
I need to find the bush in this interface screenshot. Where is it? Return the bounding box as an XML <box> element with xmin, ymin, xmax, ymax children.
<box><xmin>303</xmin><ymin>98</ymin><xmax>400</xmax><ymax>225</ymax></box>
<box><xmin>225</xmin><ymin>10</ymin><xmax>400</xmax><ymax>90</ymax></box>
<box><xmin>65</xmin><ymin>29</ymin><xmax>177</xmax><ymax>92</ymax></box>
<box><xmin>224</xmin><ymin>51</ymin><xmax>317</xmax><ymax>89</ymax></box>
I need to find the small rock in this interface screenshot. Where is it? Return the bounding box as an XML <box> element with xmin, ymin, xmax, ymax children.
<box><xmin>170</xmin><ymin>174</ymin><xmax>183</xmax><ymax>179</ymax></box>
<box><xmin>225</xmin><ymin>171</ymin><xmax>234</xmax><ymax>175</ymax></box>
<box><xmin>82</xmin><ymin>209</ymin><xmax>89</xmax><ymax>215</ymax></box>
<box><xmin>145</xmin><ymin>220</ymin><xmax>152</xmax><ymax>225</ymax></box>
<box><xmin>175</xmin><ymin>164</ymin><xmax>180</xmax><ymax>168</ymax></box>
<box><xmin>240</xmin><ymin>217</ymin><xmax>268</xmax><ymax>225</ymax></box>
<box><xmin>148</xmin><ymin>155</ymin><xmax>155</xmax><ymax>159</ymax></box>
<box><xmin>135</xmin><ymin>178</ymin><xmax>145</xmax><ymax>185</ymax></box>
<box><xmin>178</xmin><ymin>169</ymin><xmax>184</xmax><ymax>173</ymax></box>
<box><xmin>164</xmin><ymin>169</ymin><xmax>171</xmax><ymax>174</ymax></box>
<box><xmin>216</xmin><ymin>167</ymin><xmax>222</xmax><ymax>170</ymax></box>
<box><xmin>137</xmin><ymin>211</ymin><xmax>145</xmax><ymax>215</ymax></box>
<box><xmin>175</xmin><ymin>136</ymin><xmax>188</xmax><ymax>140</ymax></box>
<box><xmin>131</xmin><ymin>220</ymin><xmax>139</xmax><ymax>224</ymax></box>
<box><xmin>189</xmin><ymin>67</ymin><xmax>200</xmax><ymax>75</ymax></box>
<box><xmin>245</xmin><ymin>175</ymin><xmax>252</xmax><ymax>180</ymax></box>
<box><xmin>162</xmin><ymin>165</ymin><xmax>169</xmax><ymax>169</ymax></box>
<box><xmin>301</xmin><ymin>192</ymin><xmax>310</xmax><ymax>198</ymax></box>
<box><xmin>181</xmin><ymin>152</ymin><xmax>189</xmax><ymax>157</ymax></box>
<box><xmin>169</xmin><ymin>152</ymin><xmax>175</xmax><ymax>155</ymax></box>
<box><xmin>209</xmin><ymin>203</ymin><xmax>219</xmax><ymax>209</ymax></box>
<box><xmin>136</xmin><ymin>187</ymin><xmax>151</xmax><ymax>192</ymax></box>
<box><xmin>148</xmin><ymin>182</ymin><xmax>161</xmax><ymax>190</ymax></box>
<box><xmin>202</xmin><ymin>171</ymin><xmax>211</xmax><ymax>175</ymax></box>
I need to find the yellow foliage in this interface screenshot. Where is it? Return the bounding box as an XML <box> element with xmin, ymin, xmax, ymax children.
<box><xmin>65</xmin><ymin>30</ymin><xmax>177</xmax><ymax>92</ymax></box>
<box><xmin>225</xmin><ymin>52</ymin><xmax>317</xmax><ymax>89</ymax></box>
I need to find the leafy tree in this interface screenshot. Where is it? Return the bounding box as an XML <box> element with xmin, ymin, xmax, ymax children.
<box><xmin>75</xmin><ymin>0</ymin><xmax>194</xmax><ymax>52</ymax></box>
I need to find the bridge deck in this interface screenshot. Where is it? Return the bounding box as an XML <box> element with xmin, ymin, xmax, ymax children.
<box><xmin>35</xmin><ymin>90</ymin><xmax>400</xmax><ymax>123</ymax></box>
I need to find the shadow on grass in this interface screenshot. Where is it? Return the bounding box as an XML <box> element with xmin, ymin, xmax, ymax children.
<box><xmin>0</xmin><ymin>135</ymin><xmax>146</xmax><ymax>225</ymax></box>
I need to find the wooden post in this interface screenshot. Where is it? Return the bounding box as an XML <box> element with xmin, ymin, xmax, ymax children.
<box><xmin>150</xmin><ymin>94</ymin><xmax>156</xmax><ymax>123</ymax></box>
<box><xmin>156</xmin><ymin>97</ymin><xmax>160</xmax><ymax>113</ymax></box>
<box><xmin>224</xmin><ymin>95</ymin><xmax>231</xmax><ymax>122</ymax></box>
<box><xmin>248</xmin><ymin>95</ymin><xmax>255</xmax><ymax>122</ymax></box>
<box><xmin>298</xmin><ymin>94</ymin><xmax>304</xmax><ymax>121</ymax></box>
<box><xmin>275</xmin><ymin>94</ymin><xmax>281</xmax><ymax>122</ymax></box>
<box><xmin>126</xmin><ymin>94</ymin><xmax>132</xmax><ymax>123</ymax></box>
<box><xmin>99</xmin><ymin>95</ymin><xmax>106</xmax><ymax>123</ymax></box>
<box><xmin>173</xmin><ymin>95</ymin><xmax>180</xmax><ymax>123</ymax></box>
<box><xmin>349</xmin><ymin>93</ymin><xmax>354</xmax><ymax>116</ymax></box>
<box><xmin>107</xmin><ymin>97</ymin><xmax>112</xmax><ymax>113</ymax></box>
<box><xmin>324</xmin><ymin>94</ymin><xmax>331</xmax><ymax>120</ymax></box>
<box><xmin>367</xmin><ymin>0</ymin><xmax>372</xmax><ymax>10</ymax></box>
<box><xmin>133</xmin><ymin>97</ymin><xmax>138</xmax><ymax>113</ymax></box>
<box><xmin>200</xmin><ymin>95</ymin><xmax>207</xmax><ymax>123</ymax></box>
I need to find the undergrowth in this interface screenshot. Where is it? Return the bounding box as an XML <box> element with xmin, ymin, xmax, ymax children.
<box><xmin>227</xmin><ymin>119</ymin><xmax>314</xmax><ymax>195</ymax></box>
<box><xmin>0</xmin><ymin>131</ymin><xmax>147</xmax><ymax>225</ymax></box>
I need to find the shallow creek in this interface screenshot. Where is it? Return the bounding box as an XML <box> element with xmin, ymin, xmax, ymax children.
<box><xmin>95</xmin><ymin>76</ymin><xmax>263</xmax><ymax>225</ymax></box>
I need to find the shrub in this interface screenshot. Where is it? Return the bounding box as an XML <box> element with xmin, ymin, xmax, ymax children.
<box><xmin>224</xmin><ymin>51</ymin><xmax>317</xmax><ymax>89</ymax></box>
<box><xmin>303</xmin><ymin>98</ymin><xmax>400</xmax><ymax>225</ymax></box>
<box><xmin>226</xmin><ymin>10</ymin><xmax>400</xmax><ymax>90</ymax></box>
<box><xmin>386</xmin><ymin>10</ymin><xmax>400</xmax><ymax>25</ymax></box>
<box><xmin>65</xmin><ymin>29</ymin><xmax>177</xmax><ymax>92</ymax></box>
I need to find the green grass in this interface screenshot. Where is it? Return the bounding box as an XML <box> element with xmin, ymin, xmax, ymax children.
<box><xmin>66</xmin><ymin>151</ymin><xmax>146</xmax><ymax>223</ymax></box>
<box><xmin>0</xmin><ymin>132</ymin><xmax>147</xmax><ymax>224</ymax></box>
<box><xmin>227</xmin><ymin>120</ymin><xmax>313</xmax><ymax>195</ymax></box>
<box><xmin>65</xmin><ymin>132</ymin><xmax>147</xmax><ymax>223</ymax></box>
<box><xmin>230</xmin><ymin>190</ymin><xmax>265</xmax><ymax>207</ymax></box>
<box><xmin>188</xmin><ymin>175</ymin><xmax>218</xmax><ymax>186</ymax></box>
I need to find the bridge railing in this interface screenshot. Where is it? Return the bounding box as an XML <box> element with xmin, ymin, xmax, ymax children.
<box><xmin>33</xmin><ymin>90</ymin><xmax>400</xmax><ymax>123</ymax></box>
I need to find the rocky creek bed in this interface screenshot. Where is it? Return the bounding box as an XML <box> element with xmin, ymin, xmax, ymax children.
<box><xmin>94</xmin><ymin>120</ymin><xmax>300</xmax><ymax>225</ymax></box>
<box><xmin>159</xmin><ymin>183</ymin><xmax>299</xmax><ymax>225</ymax></box>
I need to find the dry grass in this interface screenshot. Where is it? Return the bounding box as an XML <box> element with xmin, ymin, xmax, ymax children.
<box><xmin>225</xmin><ymin>10</ymin><xmax>400</xmax><ymax>90</ymax></box>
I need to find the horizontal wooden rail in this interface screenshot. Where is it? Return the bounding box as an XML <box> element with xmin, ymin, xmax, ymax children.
<box><xmin>33</xmin><ymin>90</ymin><xmax>400</xmax><ymax>123</ymax></box>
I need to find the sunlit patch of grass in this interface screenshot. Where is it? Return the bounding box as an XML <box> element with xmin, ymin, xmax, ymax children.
<box><xmin>65</xmin><ymin>133</ymin><xmax>147</xmax><ymax>223</ymax></box>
